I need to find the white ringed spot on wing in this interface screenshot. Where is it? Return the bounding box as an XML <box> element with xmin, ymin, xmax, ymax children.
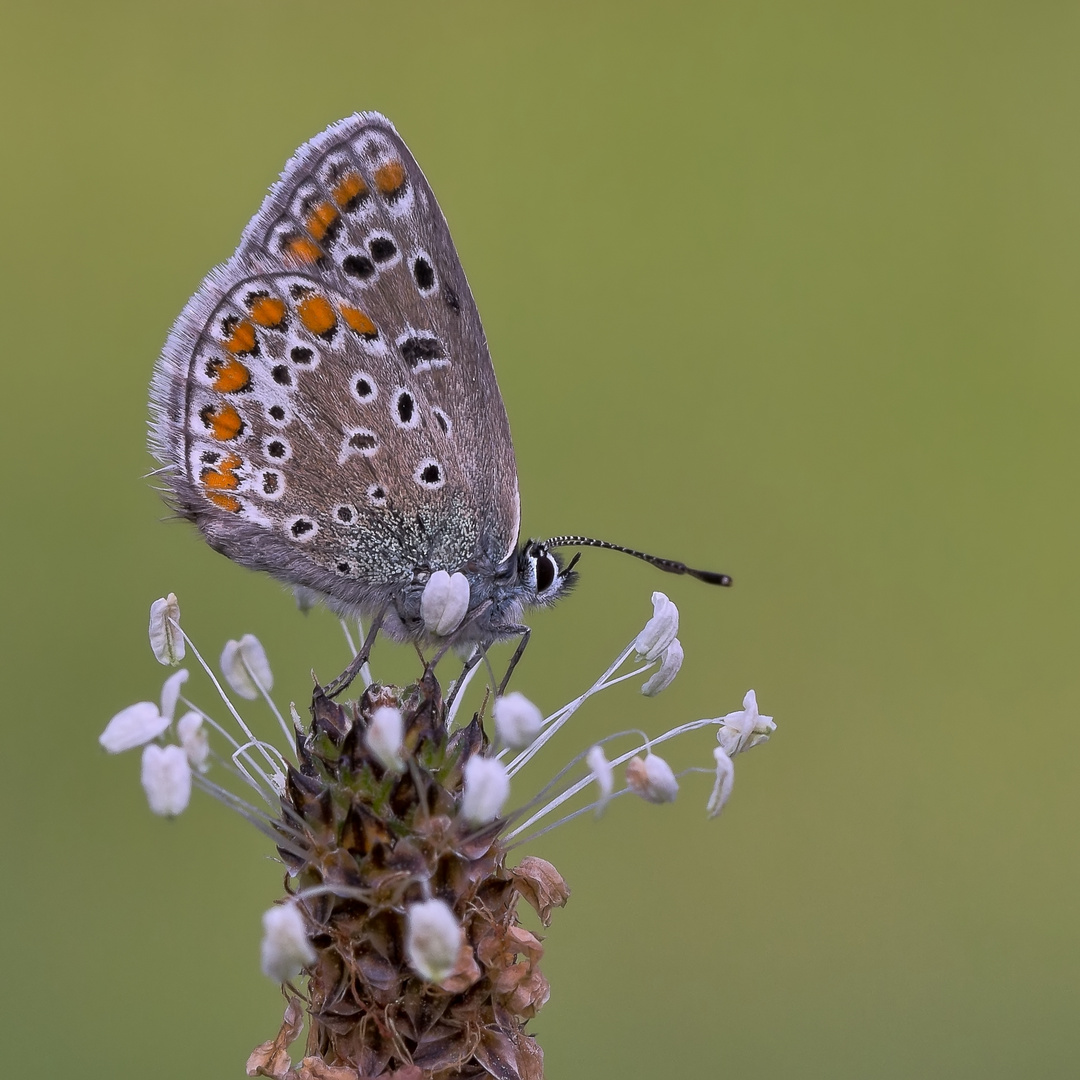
<box><xmin>413</xmin><ymin>458</ymin><xmax>445</xmax><ymax>490</ymax></box>
<box><xmin>351</xmin><ymin>371</ymin><xmax>378</xmax><ymax>404</ymax></box>
<box><xmin>286</xmin><ymin>515</ymin><xmax>319</xmax><ymax>541</ymax></box>
<box><xmin>263</xmin><ymin>435</ymin><xmax>293</xmax><ymax>462</ymax></box>
<box><xmin>392</xmin><ymin>387</ymin><xmax>421</xmax><ymax>430</ymax></box>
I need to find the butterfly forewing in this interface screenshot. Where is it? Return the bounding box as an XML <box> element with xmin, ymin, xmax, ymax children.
<box><xmin>151</xmin><ymin>113</ymin><xmax>521</xmax><ymax>603</ymax></box>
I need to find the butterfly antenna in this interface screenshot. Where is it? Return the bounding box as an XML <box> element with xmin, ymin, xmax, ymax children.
<box><xmin>543</xmin><ymin>535</ymin><xmax>732</xmax><ymax>586</ymax></box>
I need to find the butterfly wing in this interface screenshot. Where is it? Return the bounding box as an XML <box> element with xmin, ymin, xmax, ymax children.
<box><xmin>150</xmin><ymin>113</ymin><xmax>521</xmax><ymax>610</ymax></box>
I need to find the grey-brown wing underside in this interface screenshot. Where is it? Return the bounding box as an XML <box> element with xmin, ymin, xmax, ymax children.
<box><xmin>150</xmin><ymin>113</ymin><xmax>521</xmax><ymax>602</ymax></box>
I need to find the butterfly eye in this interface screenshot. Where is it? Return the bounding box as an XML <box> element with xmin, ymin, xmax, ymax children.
<box><xmin>534</xmin><ymin>552</ymin><xmax>557</xmax><ymax>593</ymax></box>
<box><xmin>518</xmin><ymin>542</ymin><xmax>559</xmax><ymax>595</ymax></box>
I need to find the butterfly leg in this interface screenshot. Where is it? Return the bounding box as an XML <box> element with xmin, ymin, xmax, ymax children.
<box><xmin>323</xmin><ymin>607</ymin><xmax>386</xmax><ymax>699</ymax></box>
<box><xmin>496</xmin><ymin>625</ymin><xmax>531</xmax><ymax>696</ymax></box>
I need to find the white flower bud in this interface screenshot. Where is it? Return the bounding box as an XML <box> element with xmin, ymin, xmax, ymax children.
<box><xmin>140</xmin><ymin>743</ymin><xmax>192</xmax><ymax>816</ymax></box>
<box><xmin>634</xmin><ymin>592</ymin><xmax>679</xmax><ymax>662</ymax></box>
<box><xmin>260</xmin><ymin>901</ymin><xmax>316</xmax><ymax>983</ymax></box>
<box><xmin>365</xmin><ymin>705</ymin><xmax>405</xmax><ymax>771</ymax></box>
<box><xmin>460</xmin><ymin>755</ymin><xmax>510</xmax><ymax>825</ymax></box>
<box><xmin>148</xmin><ymin>593</ymin><xmax>185</xmax><ymax>666</ymax></box>
<box><xmin>626</xmin><ymin>752</ymin><xmax>679</xmax><ymax>804</ymax></box>
<box><xmin>706</xmin><ymin>746</ymin><xmax>735</xmax><ymax>818</ymax></box>
<box><xmin>159</xmin><ymin>668</ymin><xmax>189</xmax><ymax>722</ymax></box>
<box><xmin>640</xmin><ymin>638</ymin><xmax>684</xmax><ymax>697</ymax></box>
<box><xmin>716</xmin><ymin>689</ymin><xmax>776</xmax><ymax>757</ymax></box>
<box><xmin>220</xmin><ymin>634</ymin><xmax>273</xmax><ymax>700</ymax></box>
<box><xmin>586</xmin><ymin>744</ymin><xmax>614</xmax><ymax>813</ymax></box>
<box><xmin>420</xmin><ymin>570</ymin><xmax>471</xmax><ymax>636</ymax></box>
<box><xmin>405</xmin><ymin>898</ymin><xmax>463</xmax><ymax>983</ymax></box>
<box><xmin>493</xmin><ymin>691</ymin><xmax>543</xmax><ymax>750</ymax></box>
<box><xmin>100</xmin><ymin>701</ymin><xmax>169</xmax><ymax>754</ymax></box>
<box><xmin>177</xmin><ymin>711</ymin><xmax>210</xmax><ymax>772</ymax></box>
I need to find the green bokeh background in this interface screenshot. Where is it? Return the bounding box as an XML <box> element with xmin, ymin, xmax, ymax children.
<box><xmin>2</xmin><ymin>2</ymin><xmax>1077</xmax><ymax>1075</ymax></box>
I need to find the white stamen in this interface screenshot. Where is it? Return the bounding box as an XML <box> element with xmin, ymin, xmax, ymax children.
<box><xmin>365</xmin><ymin>706</ymin><xmax>405</xmax><ymax>772</ymax></box>
<box><xmin>220</xmin><ymin>634</ymin><xmax>274</xmax><ymax>700</ymax></box>
<box><xmin>420</xmin><ymin>569</ymin><xmax>470</xmax><ymax>636</ymax></box>
<box><xmin>177</xmin><ymin>710</ymin><xmax>210</xmax><ymax>772</ymax></box>
<box><xmin>100</xmin><ymin>701</ymin><xmax>169</xmax><ymax>754</ymax></box>
<box><xmin>641</xmin><ymin>638</ymin><xmax>683</xmax><ymax>697</ymax></box>
<box><xmin>405</xmin><ymin>898</ymin><xmax>463</xmax><ymax>983</ymax></box>
<box><xmin>176</xmin><ymin>627</ymin><xmax>284</xmax><ymax>799</ymax></box>
<box><xmin>461</xmin><ymin>755</ymin><xmax>510</xmax><ymax>825</ymax></box>
<box><xmin>507</xmin><ymin>638</ymin><xmax>639</xmax><ymax>777</ymax></box>
<box><xmin>626</xmin><ymin>752</ymin><xmax>679</xmax><ymax>803</ymax></box>
<box><xmin>148</xmin><ymin>593</ymin><xmax>185</xmax><ymax>666</ymax></box>
<box><xmin>706</xmin><ymin>747</ymin><xmax>735</xmax><ymax>818</ymax></box>
<box><xmin>494</xmin><ymin>691</ymin><xmax>543</xmax><ymax>750</ymax></box>
<box><xmin>140</xmin><ymin>743</ymin><xmax>192</xmax><ymax>816</ymax></box>
<box><xmin>634</xmin><ymin>592</ymin><xmax>679</xmax><ymax>662</ymax></box>
<box><xmin>260</xmin><ymin>901</ymin><xmax>316</xmax><ymax>983</ymax></box>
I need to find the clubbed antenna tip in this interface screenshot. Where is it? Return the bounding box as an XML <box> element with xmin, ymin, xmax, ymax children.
<box><xmin>543</xmin><ymin>535</ymin><xmax>733</xmax><ymax>587</ymax></box>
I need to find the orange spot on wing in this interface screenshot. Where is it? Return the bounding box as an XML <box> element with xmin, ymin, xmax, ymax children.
<box><xmin>332</xmin><ymin>170</ymin><xmax>367</xmax><ymax>208</ymax></box>
<box><xmin>374</xmin><ymin>160</ymin><xmax>407</xmax><ymax>196</ymax></box>
<box><xmin>305</xmin><ymin>200</ymin><xmax>339</xmax><ymax>241</ymax></box>
<box><xmin>340</xmin><ymin>306</ymin><xmax>377</xmax><ymax>337</ymax></box>
<box><xmin>201</xmin><ymin>403</ymin><xmax>245</xmax><ymax>441</ymax></box>
<box><xmin>201</xmin><ymin>451</ymin><xmax>243</xmax><ymax>494</ymax></box>
<box><xmin>203</xmin><ymin>469</ymin><xmax>239</xmax><ymax>491</ymax></box>
<box><xmin>248</xmin><ymin>295</ymin><xmax>286</xmax><ymax>328</ymax></box>
<box><xmin>225</xmin><ymin>319</ymin><xmax>257</xmax><ymax>355</ymax></box>
<box><xmin>209</xmin><ymin>356</ymin><xmax>251</xmax><ymax>393</ymax></box>
<box><xmin>284</xmin><ymin>235</ymin><xmax>323</xmax><ymax>265</ymax></box>
<box><xmin>207</xmin><ymin>492</ymin><xmax>242</xmax><ymax>513</ymax></box>
<box><xmin>297</xmin><ymin>294</ymin><xmax>336</xmax><ymax>336</ymax></box>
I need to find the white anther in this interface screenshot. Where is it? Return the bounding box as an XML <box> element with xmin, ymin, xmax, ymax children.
<box><xmin>706</xmin><ymin>747</ymin><xmax>735</xmax><ymax>818</ymax></box>
<box><xmin>586</xmin><ymin>744</ymin><xmax>614</xmax><ymax>814</ymax></box>
<box><xmin>405</xmin><ymin>898</ymin><xmax>463</xmax><ymax>983</ymax></box>
<box><xmin>159</xmin><ymin>668</ymin><xmax>189</xmax><ymax>722</ymax></box>
<box><xmin>220</xmin><ymin>634</ymin><xmax>274</xmax><ymax>700</ymax></box>
<box><xmin>140</xmin><ymin>743</ymin><xmax>192</xmax><ymax>816</ymax></box>
<box><xmin>634</xmin><ymin>592</ymin><xmax>679</xmax><ymax>662</ymax></box>
<box><xmin>177</xmin><ymin>711</ymin><xmax>210</xmax><ymax>772</ymax></box>
<box><xmin>716</xmin><ymin>689</ymin><xmax>776</xmax><ymax>757</ymax></box>
<box><xmin>100</xmin><ymin>701</ymin><xmax>169</xmax><ymax>754</ymax></box>
<box><xmin>260</xmin><ymin>901</ymin><xmax>316</xmax><ymax>983</ymax></box>
<box><xmin>626</xmin><ymin>752</ymin><xmax>679</xmax><ymax>804</ymax></box>
<box><xmin>641</xmin><ymin>638</ymin><xmax>684</xmax><ymax>697</ymax></box>
<box><xmin>149</xmin><ymin>593</ymin><xmax>185</xmax><ymax>666</ymax></box>
<box><xmin>365</xmin><ymin>705</ymin><xmax>405</xmax><ymax>772</ymax></box>
<box><xmin>460</xmin><ymin>755</ymin><xmax>510</xmax><ymax>825</ymax></box>
<box><xmin>493</xmin><ymin>692</ymin><xmax>543</xmax><ymax>750</ymax></box>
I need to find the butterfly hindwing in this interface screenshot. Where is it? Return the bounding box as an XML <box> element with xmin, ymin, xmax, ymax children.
<box><xmin>150</xmin><ymin>113</ymin><xmax>521</xmax><ymax>604</ymax></box>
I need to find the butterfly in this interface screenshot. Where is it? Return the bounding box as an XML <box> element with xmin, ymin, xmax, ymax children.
<box><xmin>149</xmin><ymin>113</ymin><xmax>728</xmax><ymax>681</ymax></box>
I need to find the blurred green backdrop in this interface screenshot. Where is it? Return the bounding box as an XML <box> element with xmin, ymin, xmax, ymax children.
<box><xmin>2</xmin><ymin>1</ymin><xmax>1078</xmax><ymax>1076</ymax></box>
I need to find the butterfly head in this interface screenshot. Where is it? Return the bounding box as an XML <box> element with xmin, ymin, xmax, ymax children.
<box><xmin>428</xmin><ymin>540</ymin><xmax>577</xmax><ymax>645</ymax></box>
<box><xmin>516</xmin><ymin>539</ymin><xmax>579</xmax><ymax>609</ymax></box>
